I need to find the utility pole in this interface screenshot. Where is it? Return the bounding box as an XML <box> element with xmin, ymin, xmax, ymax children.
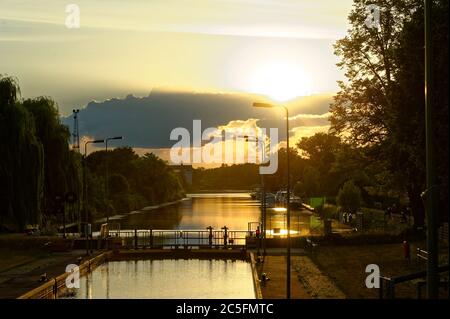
<box><xmin>72</xmin><ymin>109</ymin><xmax>80</xmax><ymax>152</ymax></box>
<box><xmin>72</xmin><ymin>109</ymin><xmax>81</xmax><ymax>234</ymax></box>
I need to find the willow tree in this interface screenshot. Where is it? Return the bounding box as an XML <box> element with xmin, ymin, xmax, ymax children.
<box><xmin>23</xmin><ymin>97</ymin><xmax>83</xmax><ymax>225</ymax></box>
<box><xmin>0</xmin><ymin>76</ymin><xmax>44</xmax><ymax>230</ymax></box>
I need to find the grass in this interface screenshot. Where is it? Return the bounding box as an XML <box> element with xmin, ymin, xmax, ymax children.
<box><xmin>310</xmin><ymin>242</ymin><xmax>449</xmax><ymax>299</ymax></box>
<box><xmin>322</xmin><ymin>204</ymin><xmax>413</xmax><ymax>236</ymax></box>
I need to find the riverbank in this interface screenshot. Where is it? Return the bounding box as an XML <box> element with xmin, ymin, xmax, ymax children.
<box><xmin>94</xmin><ymin>197</ymin><xmax>191</xmax><ymax>224</ymax></box>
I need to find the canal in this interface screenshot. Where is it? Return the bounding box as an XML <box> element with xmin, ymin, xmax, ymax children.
<box><xmin>62</xmin><ymin>194</ymin><xmax>320</xmax><ymax>299</ymax></box>
<box><xmin>67</xmin><ymin>259</ymin><xmax>256</xmax><ymax>299</ymax></box>
<box><xmin>106</xmin><ymin>193</ymin><xmax>317</xmax><ymax>236</ymax></box>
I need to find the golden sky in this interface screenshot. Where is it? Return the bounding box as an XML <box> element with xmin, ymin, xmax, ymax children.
<box><xmin>1</xmin><ymin>0</ymin><xmax>353</xmax><ymax>113</ymax></box>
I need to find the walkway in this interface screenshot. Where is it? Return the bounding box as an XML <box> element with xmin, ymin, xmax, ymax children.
<box><xmin>0</xmin><ymin>250</ymin><xmax>93</xmax><ymax>299</ymax></box>
<box><xmin>255</xmin><ymin>250</ymin><xmax>345</xmax><ymax>299</ymax></box>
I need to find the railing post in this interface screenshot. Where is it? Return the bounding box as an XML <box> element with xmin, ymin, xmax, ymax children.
<box><xmin>417</xmin><ymin>282</ymin><xmax>422</xmax><ymax>299</ymax></box>
<box><xmin>150</xmin><ymin>229</ymin><xmax>153</xmax><ymax>248</ymax></box>
<box><xmin>222</xmin><ymin>226</ymin><xmax>228</xmax><ymax>248</ymax></box>
<box><xmin>53</xmin><ymin>278</ymin><xmax>57</xmax><ymax>299</ymax></box>
<box><xmin>379</xmin><ymin>279</ymin><xmax>384</xmax><ymax>299</ymax></box>
<box><xmin>207</xmin><ymin>226</ymin><xmax>213</xmax><ymax>248</ymax></box>
<box><xmin>388</xmin><ymin>281</ymin><xmax>395</xmax><ymax>299</ymax></box>
<box><xmin>134</xmin><ymin>229</ymin><xmax>138</xmax><ymax>250</ymax></box>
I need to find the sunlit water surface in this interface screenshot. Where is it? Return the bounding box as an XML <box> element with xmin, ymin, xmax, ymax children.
<box><xmin>68</xmin><ymin>259</ymin><xmax>255</xmax><ymax>299</ymax></box>
<box><xmin>108</xmin><ymin>193</ymin><xmax>315</xmax><ymax>235</ymax></box>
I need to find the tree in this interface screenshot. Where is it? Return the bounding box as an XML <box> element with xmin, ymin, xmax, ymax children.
<box><xmin>330</xmin><ymin>0</ymin><xmax>448</xmax><ymax>227</ymax></box>
<box><xmin>85</xmin><ymin>148</ymin><xmax>185</xmax><ymax>218</ymax></box>
<box><xmin>297</xmin><ymin>133</ymin><xmax>342</xmax><ymax>196</ymax></box>
<box><xmin>295</xmin><ymin>166</ymin><xmax>320</xmax><ymax>198</ymax></box>
<box><xmin>389</xmin><ymin>0</ymin><xmax>449</xmax><ymax>223</ymax></box>
<box><xmin>22</xmin><ymin>97</ymin><xmax>82</xmax><ymax>222</ymax></box>
<box><xmin>0</xmin><ymin>76</ymin><xmax>44</xmax><ymax>230</ymax></box>
<box><xmin>337</xmin><ymin>180</ymin><xmax>362</xmax><ymax>213</ymax></box>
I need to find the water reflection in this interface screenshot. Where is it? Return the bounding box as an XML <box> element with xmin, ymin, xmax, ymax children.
<box><xmin>115</xmin><ymin>193</ymin><xmax>316</xmax><ymax>235</ymax></box>
<box><xmin>69</xmin><ymin>259</ymin><xmax>255</xmax><ymax>299</ymax></box>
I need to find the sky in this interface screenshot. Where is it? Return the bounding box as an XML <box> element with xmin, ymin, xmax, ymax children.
<box><xmin>1</xmin><ymin>0</ymin><xmax>353</xmax><ymax>112</ymax></box>
<box><xmin>1</xmin><ymin>0</ymin><xmax>354</xmax><ymax>165</ymax></box>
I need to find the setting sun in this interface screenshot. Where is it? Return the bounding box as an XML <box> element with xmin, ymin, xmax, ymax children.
<box><xmin>249</xmin><ymin>61</ymin><xmax>312</xmax><ymax>102</ymax></box>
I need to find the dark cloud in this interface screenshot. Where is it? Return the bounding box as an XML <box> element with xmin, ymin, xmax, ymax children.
<box><xmin>62</xmin><ymin>90</ymin><xmax>333</xmax><ymax>148</ymax></box>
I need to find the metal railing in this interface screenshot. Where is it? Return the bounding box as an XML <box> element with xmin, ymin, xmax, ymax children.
<box><xmin>416</xmin><ymin>248</ymin><xmax>428</xmax><ymax>262</ymax></box>
<box><xmin>18</xmin><ymin>253</ymin><xmax>108</xmax><ymax>299</ymax></box>
<box><xmin>107</xmin><ymin>229</ymin><xmax>253</xmax><ymax>249</ymax></box>
<box><xmin>379</xmin><ymin>264</ymin><xmax>449</xmax><ymax>299</ymax></box>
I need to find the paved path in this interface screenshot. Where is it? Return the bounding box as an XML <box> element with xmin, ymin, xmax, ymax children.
<box><xmin>257</xmin><ymin>256</ymin><xmax>310</xmax><ymax>299</ymax></box>
<box><xmin>0</xmin><ymin>250</ymin><xmax>91</xmax><ymax>299</ymax></box>
<box><xmin>255</xmin><ymin>253</ymin><xmax>345</xmax><ymax>299</ymax></box>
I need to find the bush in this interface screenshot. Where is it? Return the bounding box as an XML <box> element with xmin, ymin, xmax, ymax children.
<box><xmin>337</xmin><ymin>180</ymin><xmax>362</xmax><ymax>213</ymax></box>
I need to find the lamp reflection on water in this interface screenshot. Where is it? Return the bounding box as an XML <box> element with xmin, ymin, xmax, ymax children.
<box><xmin>265</xmin><ymin>229</ymin><xmax>299</xmax><ymax>237</ymax></box>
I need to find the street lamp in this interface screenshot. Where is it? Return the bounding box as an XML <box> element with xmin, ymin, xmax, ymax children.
<box><xmin>105</xmin><ymin>136</ymin><xmax>123</xmax><ymax>224</ymax></box>
<box><xmin>253</xmin><ymin>102</ymin><xmax>291</xmax><ymax>299</ymax></box>
<box><xmin>424</xmin><ymin>0</ymin><xmax>439</xmax><ymax>299</ymax></box>
<box><xmin>83</xmin><ymin>139</ymin><xmax>104</xmax><ymax>255</ymax></box>
<box><xmin>244</xmin><ymin>135</ymin><xmax>267</xmax><ymax>259</ymax></box>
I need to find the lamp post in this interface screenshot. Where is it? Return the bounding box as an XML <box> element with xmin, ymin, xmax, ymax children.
<box><xmin>253</xmin><ymin>102</ymin><xmax>291</xmax><ymax>299</ymax></box>
<box><xmin>105</xmin><ymin>136</ymin><xmax>123</xmax><ymax>224</ymax></box>
<box><xmin>424</xmin><ymin>0</ymin><xmax>439</xmax><ymax>299</ymax></box>
<box><xmin>244</xmin><ymin>135</ymin><xmax>267</xmax><ymax>258</ymax></box>
<box><xmin>84</xmin><ymin>139</ymin><xmax>104</xmax><ymax>255</ymax></box>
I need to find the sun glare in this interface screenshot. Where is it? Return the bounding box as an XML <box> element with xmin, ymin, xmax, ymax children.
<box><xmin>249</xmin><ymin>61</ymin><xmax>312</xmax><ymax>102</ymax></box>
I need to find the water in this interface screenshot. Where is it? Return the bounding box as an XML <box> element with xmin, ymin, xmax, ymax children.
<box><xmin>68</xmin><ymin>259</ymin><xmax>255</xmax><ymax>299</ymax></box>
<box><xmin>112</xmin><ymin>193</ymin><xmax>314</xmax><ymax>236</ymax></box>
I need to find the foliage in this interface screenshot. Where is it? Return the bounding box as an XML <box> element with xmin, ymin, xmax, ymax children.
<box><xmin>86</xmin><ymin>148</ymin><xmax>184</xmax><ymax>219</ymax></box>
<box><xmin>330</xmin><ymin>0</ymin><xmax>449</xmax><ymax>226</ymax></box>
<box><xmin>0</xmin><ymin>76</ymin><xmax>44</xmax><ymax>230</ymax></box>
<box><xmin>337</xmin><ymin>180</ymin><xmax>362</xmax><ymax>213</ymax></box>
<box><xmin>192</xmin><ymin>163</ymin><xmax>261</xmax><ymax>191</ymax></box>
<box><xmin>1</xmin><ymin>76</ymin><xmax>184</xmax><ymax>230</ymax></box>
<box><xmin>22</xmin><ymin>97</ymin><xmax>82</xmax><ymax>223</ymax></box>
